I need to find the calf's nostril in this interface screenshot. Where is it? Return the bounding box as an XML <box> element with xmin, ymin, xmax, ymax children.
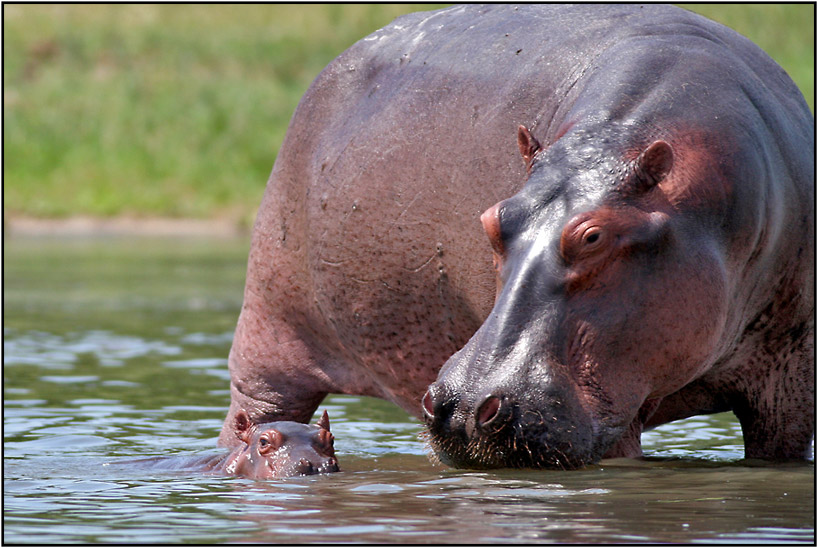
<box><xmin>297</xmin><ymin>458</ymin><xmax>315</xmax><ymax>475</ymax></box>
<box><xmin>476</xmin><ymin>395</ymin><xmax>501</xmax><ymax>427</ymax></box>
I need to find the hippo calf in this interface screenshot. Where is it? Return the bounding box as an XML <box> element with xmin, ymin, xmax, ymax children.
<box><xmin>220</xmin><ymin>4</ymin><xmax>813</xmax><ymax>469</ymax></box>
<box><xmin>136</xmin><ymin>411</ymin><xmax>339</xmax><ymax>479</ymax></box>
<box><xmin>220</xmin><ymin>410</ymin><xmax>339</xmax><ymax>478</ymax></box>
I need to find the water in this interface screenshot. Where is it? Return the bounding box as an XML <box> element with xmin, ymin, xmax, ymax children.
<box><xmin>4</xmin><ymin>235</ymin><xmax>814</xmax><ymax>544</ymax></box>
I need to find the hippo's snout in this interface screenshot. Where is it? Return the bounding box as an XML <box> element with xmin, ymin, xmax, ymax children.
<box><xmin>422</xmin><ymin>381</ymin><xmax>517</xmax><ymax>469</ymax></box>
<box><xmin>294</xmin><ymin>456</ymin><xmax>339</xmax><ymax>476</ymax></box>
<box><xmin>423</xmin><ymin>385</ymin><xmax>509</xmax><ymax>437</ymax></box>
<box><xmin>423</xmin><ymin>372</ymin><xmax>599</xmax><ymax>470</ymax></box>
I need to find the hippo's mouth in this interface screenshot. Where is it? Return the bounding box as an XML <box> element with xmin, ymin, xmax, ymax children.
<box><xmin>422</xmin><ymin>403</ymin><xmax>598</xmax><ymax>470</ymax></box>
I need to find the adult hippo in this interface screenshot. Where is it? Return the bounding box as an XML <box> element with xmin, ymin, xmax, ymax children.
<box><xmin>219</xmin><ymin>4</ymin><xmax>814</xmax><ymax>469</ymax></box>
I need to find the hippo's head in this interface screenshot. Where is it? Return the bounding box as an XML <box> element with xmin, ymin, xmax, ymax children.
<box><xmin>229</xmin><ymin>409</ymin><xmax>340</xmax><ymax>478</ymax></box>
<box><xmin>423</xmin><ymin>125</ymin><xmax>731</xmax><ymax>469</ymax></box>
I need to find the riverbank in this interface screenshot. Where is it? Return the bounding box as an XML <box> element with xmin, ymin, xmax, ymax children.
<box><xmin>4</xmin><ymin>4</ymin><xmax>813</xmax><ymax>223</ymax></box>
<box><xmin>3</xmin><ymin>215</ymin><xmax>250</xmax><ymax>238</ymax></box>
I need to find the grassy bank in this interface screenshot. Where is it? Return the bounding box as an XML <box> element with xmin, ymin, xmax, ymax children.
<box><xmin>4</xmin><ymin>4</ymin><xmax>814</xmax><ymax>224</ymax></box>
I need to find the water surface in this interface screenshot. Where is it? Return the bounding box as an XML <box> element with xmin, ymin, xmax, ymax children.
<box><xmin>4</xmin><ymin>236</ymin><xmax>814</xmax><ymax>543</ymax></box>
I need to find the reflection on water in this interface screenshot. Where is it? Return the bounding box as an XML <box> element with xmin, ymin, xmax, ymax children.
<box><xmin>3</xmin><ymin>236</ymin><xmax>815</xmax><ymax>543</ymax></box>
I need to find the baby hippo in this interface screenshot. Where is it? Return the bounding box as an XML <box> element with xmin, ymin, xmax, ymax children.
<box><xmin>119</xmin><ymin>410</ymin><xmax>339</xmax><ymax>479</ymax></box>
<box><xmin>222</xmin><ymin>409</ymin><xmax>340</xmax><ymax>479</ymax></box>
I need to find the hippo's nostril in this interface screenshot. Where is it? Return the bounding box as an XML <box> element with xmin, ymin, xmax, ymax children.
<box><xmin>324</xmin><ymin>457</ymin><xmax>340</xmax><ymax>473</ymax></box>
<box><xmin>476</xmin><ymin>395</ymin><xmax>501</xmax><ymax>427</ymax></box>
<box><xmin>422</xmin><ymin>383</ymin><xmax>458</xmax><ymax>428</ymax></box>
<box><xmin>422</xmin><ymin>389</ymin><xmax>435</xmax><ymax>419</ymax></box>
<box><xmin>297</xmin><ymin>458</ymin><xmax>316</xmax><ymax>475</ymax></box>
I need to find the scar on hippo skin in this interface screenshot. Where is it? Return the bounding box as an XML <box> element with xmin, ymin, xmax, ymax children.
<box><xmin>225</xmin><ymin>409</ymin><xmax>339</xmax><ymax>479</ymax></box>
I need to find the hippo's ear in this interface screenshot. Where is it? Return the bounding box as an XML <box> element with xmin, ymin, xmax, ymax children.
<box><xmin>517</xmin><ymin>125</ymin><xmax>542</xmax><ymax>171</ymax></box>
<box><xmin>316</xmin><ymin>410</ymin><xmax>331</xmax><ymax>432</ymax></box>
<box><xmin>234</xmin><ymin>409</ymin><xmax>255</xmax><ymax>444</ymax></box>
<box><xmin>633</xmin><ymin>140</ymin><xmax>674</xmax><ymax>191</ymax></box>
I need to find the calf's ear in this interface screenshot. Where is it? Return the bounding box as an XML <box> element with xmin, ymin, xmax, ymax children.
<box><xmin>234</xmin><ymin>409</ymin><xmax>255</xmax><ymax>444</ymax></box>
<box><xmin>316</xmin><ymin>410</ymin><xmax>331</xmax><ymax>432</ymax></box>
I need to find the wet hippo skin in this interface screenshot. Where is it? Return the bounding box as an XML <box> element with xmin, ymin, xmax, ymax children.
<box><xmin>139</xmin><ymin>411</ymin><xmax>338</xmax><ymax>479</ymax></box>
<box><xmin>219</xmin><ymin>5</ymin><xmax>814</xmax><ymax>469</ymax></box>
<box><xmin>220</xmin><ymin>410</ymin><xmax>339</xmax><ymax>478</ymax></box>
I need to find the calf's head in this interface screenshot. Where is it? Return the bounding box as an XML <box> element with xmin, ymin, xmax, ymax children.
<box><xmin>229</xmin><ymin>410</ymin><xmax>339</xmax><ymax>478</ymax></box>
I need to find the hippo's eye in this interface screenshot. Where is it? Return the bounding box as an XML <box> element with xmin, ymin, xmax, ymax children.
<box><xmin>582</xmin><ymin>226</ymin><xmax>603</xmax><ymax>246</ymax></box>
<box><xmin>560</xmin><ymin>216</ymin><xmax>610</xmax><ymax>264</ymax></box>
<box><xmin>258</xmin><ymin>430</ymin><xmax>283</xmax><ymax>454</ymax></box>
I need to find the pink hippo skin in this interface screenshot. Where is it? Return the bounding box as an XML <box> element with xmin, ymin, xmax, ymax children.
<box><xmin>218</xmin><ymin>410</ymin><xmax>339</xmax><ymax>478</ymax></box>
<box><xmin>219</xmin><ymin>5</ymin><xmax>813</xmax><ymax>469</ymax></box>
<box><xmin>134</xmin><ymin>411</ymin><xmax>339</xmax><ymax>479</ymax></box>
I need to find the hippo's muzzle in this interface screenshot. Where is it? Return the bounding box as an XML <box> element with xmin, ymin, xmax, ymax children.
<box><xmin>291</xmin><ymin>456</ymin><xmax>340</xmax><ymax>476</ymax></box>
<box><xmin>422</xmin><ymin>371</ymin><xmax>599</xmax><ymax>470</ymax></box>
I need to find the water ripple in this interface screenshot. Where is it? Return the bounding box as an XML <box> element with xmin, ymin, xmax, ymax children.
<box><xmin>4</xmin><ymin>330</ymin><xmax>182</xmax><ymax>368</ymax></box>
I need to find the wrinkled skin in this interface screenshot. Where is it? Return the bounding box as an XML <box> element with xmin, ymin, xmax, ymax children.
<box><xmin>220</xmin><ymin>5</ymin><xmax>814</xmax><ymax>469</ymax></box>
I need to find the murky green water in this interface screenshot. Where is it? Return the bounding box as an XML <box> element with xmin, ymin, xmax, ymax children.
<box><xmin>4</xmin><ymin>236</ymin><xmax>814</xmax><ymax>543</ymax></box>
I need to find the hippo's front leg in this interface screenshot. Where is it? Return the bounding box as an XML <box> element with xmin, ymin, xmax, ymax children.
<box><xmin>732</xmin><ymin>336</ymin><xmax>815</xmax><ymax>461</ymax></box>
<box><xmin>601</xmin><ymin>399</ymin><xmax>663</xmax><ymax>459</ymax></box>
<box><xmin>218</xmin><ymin>305</ymin><xmax>331</xmax><ymax>447</ymax></box>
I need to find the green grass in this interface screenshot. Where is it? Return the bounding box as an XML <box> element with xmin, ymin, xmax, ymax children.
<box><xmin>679</xmin><ymin>3</ymin><xmax>815</xmax><ymax>107</ymax></box>
<box><xmin>3</xmin><ymin>4</ymin><xmax>813</xmax><ymax>223</ymax></box>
